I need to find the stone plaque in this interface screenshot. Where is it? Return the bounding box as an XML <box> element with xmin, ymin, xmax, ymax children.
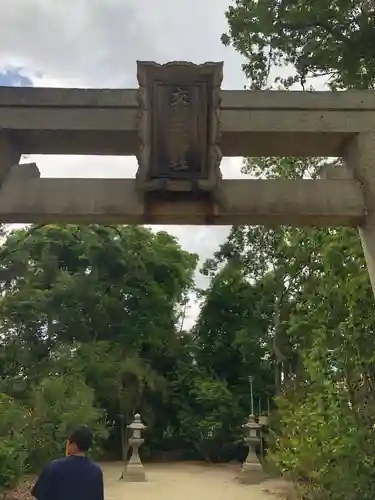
<box><xmin>136</xmin><ymin>61</ymin><xmax>223</xmax><ymax>194</ymax></box>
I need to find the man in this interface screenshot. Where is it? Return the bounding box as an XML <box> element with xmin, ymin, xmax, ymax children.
<box><xmin>31</xmin><ymin>425</ymin><xmax>104</xmax><ymax>500</ymax></box>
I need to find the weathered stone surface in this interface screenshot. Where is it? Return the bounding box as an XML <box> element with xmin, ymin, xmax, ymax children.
<box><xmin>0</xmin><ymin>133</ymin><xmax>21</xmax><ymax>187</ymax></box>
<box><xmin>1</xmin><ymin>85</ymin><xmax>375</xmax><ymax>156</ymax></box>
<box><xmin>238</xmin><ymin>462</ymin><xmax>264</xmax><ymax>485</ymax></box>
<box><xmin>8</xmin><ymin>162</ymin><xmax>40</xmax><ymax>180</ymax></box>
<box><xmin>238</xmin><ymin>414</ymin><xmax>264</xmax><ymax>485</ymax></box>
<box><xmin>0</xmin><ymin>178</ymin><xmax>364</xmax><ymax>226</ymax></box>
<box><xmin>3</xmin><ymin>86</ymin><xmax>375</xmax><ymax>109</ymax></box>
<box><xmin>136</xmin><ymin>61</ymin><xmax>223</xmax><ymax>194</ymax></box>
<box><xmin>319</xmin><ymin>162</ymin><xmax>354</xmax><ymax>180</ymax></box>
<box><xmin>121</xmin><ymin>464</ymin><xmax>146</xmax><ymax>483</ymax></box>
<box><xmin>345</xmin><ymin>133</ymin><xmax>375</xmax><ymax>295</ymax></box>
<box><xmin>121</xmin><ymin>414</ymin><xmax>147</xmax><ymax>482</ymax></box>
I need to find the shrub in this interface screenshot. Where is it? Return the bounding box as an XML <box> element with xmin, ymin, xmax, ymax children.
<box><xmin>268</xmin><ymin>382</ymin><xmax>375</xmax><ymax>500</ymax></box>
<box><xmin>25</xmin><ymin>375</ymin><xmax>108</xmax><ymax>469</ymax></box>
<box><xmin>0</xmin><ymin>394</ymin><xmax>28</xmax><ymax>491</ymax></box>
<box><xmin>176</xmin><ymin>376</ymin><xmax>242</xmax><ymax>461</ymax></box>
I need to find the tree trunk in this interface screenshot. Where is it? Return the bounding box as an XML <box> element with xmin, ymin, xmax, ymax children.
<box><xmin>120</xmin><ymin>414</ymin><xmax>129</xmax><ymax>462</ymax></box>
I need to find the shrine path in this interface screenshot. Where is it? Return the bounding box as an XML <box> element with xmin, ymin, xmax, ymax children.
<box><xmin>102</xmin><ymin>462</ymin><xmax>292</xmax><ymax>500</ymax></box>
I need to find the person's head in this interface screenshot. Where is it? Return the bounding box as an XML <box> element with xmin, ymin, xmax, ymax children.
<box><xmin>66</xmin><ymin>425</ymin><xmax>93</xmax><ymax>456</ymax></box>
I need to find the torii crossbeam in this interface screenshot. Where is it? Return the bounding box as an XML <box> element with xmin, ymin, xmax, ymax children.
<box><xmin>1</xmin><ymin>61</ymin><xmax>375</xmax><ymax>291</ymax></box>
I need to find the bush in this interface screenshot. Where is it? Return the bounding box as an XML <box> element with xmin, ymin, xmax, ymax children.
<box><xmin>268</xmin><ymin>382</ymin><xmax>375</xmax><ymax>500</ymax></box>
<box><xmin>0</xmin><ymin>394</ymin><xmax>28</xmax><ymax>491</ymax></box>
<box><xmin>176</xmin><ymin>376</ymin><xmax>243</xmax><ymax>461</ymax></box>
<box><xmin>0</xmin><ymin>440</ymin><xmax>28</xmax><ymax>492</ymax></box>
<box><xmin>25</xmin><ymin>375</ymin><xmax>108</xmax><ymax>469</ymax></box>
<box><xmin>0</xmin><ymin>374</ymin><xmax>108</xmax><ymax>494</ymax></box>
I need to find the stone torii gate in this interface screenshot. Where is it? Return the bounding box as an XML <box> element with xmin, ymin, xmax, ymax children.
<box><xmin>0</xmin><ymin>61</ymin><xmax>375</xmax><ymax>293</ymax></box>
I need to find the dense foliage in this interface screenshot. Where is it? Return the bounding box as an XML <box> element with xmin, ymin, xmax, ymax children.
<box><xmin>222</xmin><ymin>0</ymin><xmax>375</xmax><ymax>90</ymax></box>
<box><xmin>0</xmin><ymin>224</ymin><xmax>273</xmax><ymax>493</ymax></box>
<box><xmin>220</xmin><ymin>1</ymin><xmax>375</xmax><ymax>499</ymax></box>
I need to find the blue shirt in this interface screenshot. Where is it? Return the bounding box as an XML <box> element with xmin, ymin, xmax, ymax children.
<box><xmin>31</xmin><ymin>455</ymin><xmax>104</xmax><ymax>500</ymax></box>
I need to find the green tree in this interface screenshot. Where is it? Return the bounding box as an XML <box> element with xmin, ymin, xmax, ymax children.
<box><xmin>194</xmin><ymin>260</ymin><xmax>274</xmax><ymax>408</ymax></box>
<box><xmin>0</xmin><ymin>224</ymin><xmax>196</xmax><ymax>356</ymax></box>
<box><xmin>68</xmin><ymin>341</ymin><xmax>166</xmax><ymax>460</ymax></box>
<box><xmin>26</xmin><ymin>375</ymin><xmax>107</xmax><ymax>468</ymax></box>
<box><xmin>0</xmin><ymin>223</ymin><xmax>198</xmax><ymax>462</ymax></box>
<box><xmin>0</xmin><ymin>223</ymin><xmax>197</xmax><ymax>380</ymax></box>
<box><xmin>0</xmin><ymin>394</ymin><xmax>28</xmax><ymax>490</ymax></box>
<box><xmin>206</xmin><ymin>157</ymin><xmax>375</xmax><ymax>495</ymax></box>
<box><xmin>222</xmin><ymin>0</ymin><xmax>375</xmax><ymax>90</ymax></box>
<box><xmin>175</xmin><ymin>371</ymin><xmax>237</xmax><ymax>462</ymax></box>
<box><xmin>218</xmin><ymin>1</ymin><xmax>375</xmax><ymax>497</ymax></box>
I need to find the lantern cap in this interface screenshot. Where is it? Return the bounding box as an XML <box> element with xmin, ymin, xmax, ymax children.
<box><xmin>128</xmin><ymin>413</ymin><xmax>146</xmax><ymax>430</ymax></box>
<box><xmin>243</xmin><ymin>413</ymin><xmax>261</xmax><ymax>430</ymax></box>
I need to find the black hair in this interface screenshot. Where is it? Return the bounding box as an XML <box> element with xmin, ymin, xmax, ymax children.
<box><xmin>68</xmin><ymin>425</ymin><xmax>93</xmax><ymax>452</ymax></box>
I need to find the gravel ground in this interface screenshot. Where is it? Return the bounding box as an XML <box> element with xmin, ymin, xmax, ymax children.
<box><xmin>102</xmin><ymin>461</ymin><xmax>290</xmax><ymax>500</ymax></box>
<box><xmin>5</xmin><ymin>461</ymin><xmax>291</xmax><ymax>500</ymax></box>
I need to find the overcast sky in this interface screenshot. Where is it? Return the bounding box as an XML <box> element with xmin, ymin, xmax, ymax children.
<box><xmin>0</xmin><ymin>0</ymin><xmax>256</xmax><ymax>327</ymax></box>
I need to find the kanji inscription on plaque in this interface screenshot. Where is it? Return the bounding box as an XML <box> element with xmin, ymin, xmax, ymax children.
<box><xmin>136</xmin><ymin>60</ymin><xmax>223</xmax><ymax>194</ymax></box>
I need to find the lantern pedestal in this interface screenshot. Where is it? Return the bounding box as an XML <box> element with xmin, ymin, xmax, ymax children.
<box><xmin>238</xmin><ymin>414</ymin><xmax>264</xmax><ymax>485</ymax></box>
<box><xmin>238</xmin><ymin>455</ymin><xmax>264</xmax><ymax>484</ymax></box>
<box><xmin>120</xmin><ymin>414</ymin><xmax>147</xmax><ymax>482</ymax></box>
<box><xmin>121</xmin><ymin>437</ymin><xmax>146</xmax><ymax>482</ymax></box>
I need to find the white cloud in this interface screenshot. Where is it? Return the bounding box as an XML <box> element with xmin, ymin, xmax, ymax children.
<box><xmin>0</xmin><ymin>0</ymin><xmax>247</xmax><ymax>88</ymax></box>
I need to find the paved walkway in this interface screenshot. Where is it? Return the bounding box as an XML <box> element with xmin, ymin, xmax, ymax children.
<box><xmin>103</xmin><ymin>462</ymin><xmax>291</xmax><ymax>500</ymax></box>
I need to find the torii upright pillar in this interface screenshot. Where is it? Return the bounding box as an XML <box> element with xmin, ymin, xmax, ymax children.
<box><xmin>345</xmin><ymin>132</ymin><xmax>375</xmax><ymax>295</ymax></box>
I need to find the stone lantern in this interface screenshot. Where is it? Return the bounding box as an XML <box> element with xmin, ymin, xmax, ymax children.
<box><xmin>238</xmin><ymin>414</ymin><xmax>264</xmax><ymax>484</ymax></box>
<box><xmin>120</xmin><ymin>413</ymin><xmax>147</xmax><ymax>482</ymax></box>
